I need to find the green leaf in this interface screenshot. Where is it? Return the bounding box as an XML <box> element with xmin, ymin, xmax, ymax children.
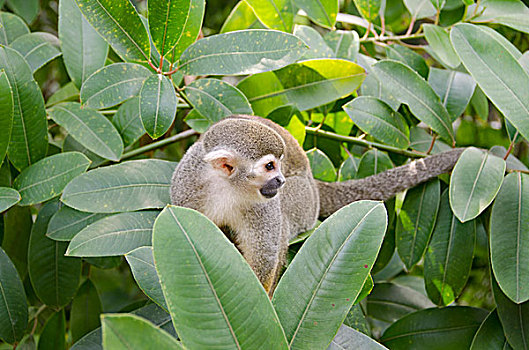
<box><xmin>102</xmin><ymin>314</ymin><xmax>182</xmax><ymax>349</ymax></box>
<box><xmin>490</xmin><ymin>145</ymin><xmax>528</xmax><ymax>172</ymax></box>
<box><xmin>324</xmin><ymin>30</ymin><xmax>359</xmax><ymax>62</ymax></box>
<box><xmin>366</xmin><ymin>282</ymin><xmax>434</xmax><ymax>323</ymax></box>
<box><xmin>70</xmin><ymin>279</ymin><xmax>102</xmax><ymax>343</ymax></box>
<box><xmin>266</xmin><ymin>104</ymin><xmax>298</xmax><ymax>127</ymax></box>
<box><xmin>353</xmin><ymin>275</ymin><xmax>374</xmax><ymax>305</ymax></box>
<box><xmin>338</xmin><ymin>156</ymin><xmax>360</xmax><ymax>181</ymax></box>
<box><xmin>423</xmin><ymin>24</ymin><xmax>460</xmax><ymax>69</ymax></box>
<box><xmin>28</xmin><ymin>201</ymin><xmax>81</xmax><ymax>308</ymax></box>
<box><xmin>2</xmin><ymin>206</ymin><xmax>32</xmax><ymax>277</ymax></box>
<box><xmin>0</xmin><ymin>247</ymin><xmax>27</xmax><ymax>344</ymax></box>
<box><xmin>424</xmin><ymin>191</ymin><xmax>476</xmax><ymax>306</ymax></box>
<box><xmin>470</xmin><ymin>0</ymin><xmax>529</xmax><ymax>34</ymax></box>
<box><xmin>61</xmin><ymin>159</ymin><xmax>175</xmax><ymax>213</ymax></box>
<box><xmin>343</xmin><ymin>96</ymin><xmax>410</xmax><ymax>149</ymax></box>
<box><xmin>306</xmin><ymin>148</ymin><xmax>337</xmax><ymax>182</ymax></box>
<box><xmin>66</xmin><ymin>211</ymin><xmax>158</xmax><ymax>257</ymax></box>
<box><xmin>80</xmin><ymin>63</ymin><xmax>151</xmax><ymax>109</ymax></box>
<box><xmin>470</xmin><ymin>310</ymin><xmax>511</xmax><ymax>350</ymax></box>
<box><xmin>0</xmin><ymin>70</ymin><xmax>13</xmax><ymax>166</ymax></box>
<box><xmin>148</xmin><ymin>0</ymin><xmax>190</xmax><ymax>57</ymax></box>
<box><xmin>71</xmin><ymin>303</ymin><xmax>174</xmax><ymax>350</ymax></box>
<box><xmin>179</xmin><ymin>29</ymin><xmax>306</xmax><ymax>76</ymax></box>
<box><xmin>428</xmin><ymin>68</ymin><xmax>476</xmax><ymax>121</ymax></box>
<box><xmin>48</xmin><ymin>102</ymin><xmax>124</xmax><ymax>161</ymax></box>
<box><xmin>273</xmin><ymin>201</ymin><xmax>387</xmax><ymax>349</ymax></box>
<box><xmin>38</xmin><ymin>310</ymin><xmax>66</xmax><ymax>350</ymax></box>
<box><xmin>220</xmin><ymin>1</ymin><xmax>263</xmax><ymax>33</ymax></box>
<box><xmin>238</xmin><ymin>58</ymin><xmax>365</xmax><ymax>116</ymax></box>
<box><xmin>74</xmin><ymin>0</ymin><xmax>150</xmax><ymax>63</ymax></box>
<box><xmin>9</xmin><ymin>32</ymin><xmax>61</xmax><ymax>73</ymax></box>
<box><xmin>355</xmin><ymin>149</ymin><xmax>393</xmax><ymax>179</ymax></box>
<box><xmin>403</xmin><ymin>0</ymin><xmax>436</xmax><ymax>19</ymax></box>
<box><xmin>295</xmin><ymin>0</ymin><xmax>338</xmax><ymax>29</ymax></box>
<box><xmin>329</xmin><ymin>325</ymin><xmax>388</xmax><ymax>350</ymax></box>
<box><xmin>185</xmin><ymin>78</ymin><xmax>252</xmax><ymax>128</ymax></box>
<box><xmin>358</xmin><ymin>54</ymin><xmax>400</xmax><ymax>111</ymax></box>
<box><xmin>46</xmin><ymin>82</ymin><xmax>80</xmax><ymax>107</ymax></box>
<box><xmin>13</xmin><ymin>152</ymin><xmax>91</xmax><ymax>206</ymax></box>
<box><xmin>380</xmin><ymin>307</ymin><xmax>487</xmax><ymax>349</ymax></box>
<box><xmin>373</xmin><ymin>60</ymin><xmax>454</xmax><ymax>144</ymax></box>
<box><xmin>386</xmin><ymin>44</ymin><xmax>429</xmax><ymax>79</ymax></box>
<box><xmin>429</xmin><ymin>0</ymin><xmax>446</xmax><ymax>10</ymax></box>
<box><xmin>490</xmin><ymin>172</ymin><xmax>529</xmax><ymax>303</ymax></box>
<box><xmin>0</xmin><ymin>45</ymin><xmax>48</xmax><ymax>171</ymax></box>
<box><xmin>492</xmin><ymin>277</ymin><xmax>529</xmax><ymax>350</ymax></box>
<box><xmin>294</xmin><ymin>25</ymin><xmax>334</xmax><ymax>60</ymax></box>
<box><xmin>139</xmin><ymin>74</ymin><xmax>177</xmax><ymax>139</ymax></box>
<box><xmin>112</xmin><ymin>97</ymin><xmax>145</xmax><ymax>147</ymax></box>
<box><xmin>59</xmin><ymin>0</ymin><xmax>108</xmax><ymax>89</ymax></box>
<box><xmin>451</xmin><ymin>23</ymin><xmax>529</xmax><ymax>141</ymax></box>
<box><xmin>166</xmin><ymin>0</ymin><xmax>205</xmax><ymax>60</ymax></box>
<box><xmin>409</xmin><ymin>126</ymin><xmax>451</xmax><ymax>154</ymax></box>
<box><xmin>396</xmin><ymin>179</ymin><xmax>440</xmax><ymax>270</ymax></box>
<box><xmin>244</xmin><ymin>0</ymin><xmax>294</xmax><ymax>32</ymax></box>
<box><xmin>62</xmin><ymin>134</ymin><xmax>106</xmax><ymax>169</ymax></box>
<box><xmin>153</xmin><ymin>206</ymin><xmax>288</xmax><ymax>349</ymax></box>
<box><xmin>449</xmin><ymin>147</ymin><xmax>505</xmax><ymax>222</ymax></box>
<box><xmin>352</xmin><ymin>0</ymin><xmax>381</xmax><ymax>22</ymax></box>
<box><xmin>0</xmin><ymin>11</ymin><xmax>29</xmax><ymax>45</ymax></box>
<box><xmin>125</xmin><ymin>246</ymin><xmax>167</xmax><ymax>310</ymax></box>
<box><xmin>5</xmin><ymin>0</ymin><xmax>38</xmax><ymax>24</ymax></box>
<box><xmin>0</xmin><ymin>187</ymin><xmax>20</xmax><ymax>212</ymax></box>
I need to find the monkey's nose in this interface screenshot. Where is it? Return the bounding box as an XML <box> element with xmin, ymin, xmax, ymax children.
<box><xmin>275</xmin><ymin>176</ymin><xmax>285</xmax><ymax>188</ymax></box>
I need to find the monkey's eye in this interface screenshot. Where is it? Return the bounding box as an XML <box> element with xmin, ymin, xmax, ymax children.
<box><xmin>265</xmin><ymin>162</ymin><xmax>275</xmax><ymax>171</ymax></box>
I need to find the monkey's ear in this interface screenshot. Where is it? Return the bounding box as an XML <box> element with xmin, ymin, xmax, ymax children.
<box><xmin>204</xmin><ymin>149</ymin><xmax>236</xmax><ymax>176</ymax></box>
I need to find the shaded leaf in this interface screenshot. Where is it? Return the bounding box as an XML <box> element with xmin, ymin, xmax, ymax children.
<box><xmin>0</xmin><ymin>70</ymin><xmax>13</xmax><ymax>166</ymax></box>
<box><xmin>306</xmin><ymin>148</ymin><xmax>337</xmax><ymax>182</ymax></box>
<box><xmin>220</xmin><ymin>1</ymin><xmax>263</xmax><ymax>33</ymax></box>
<box><xmin>9</xmin><ymin>32</ymin><xmax>61</xmax><ymax>73</ymax></box>
<box><xmin>0</xmin><ymin>187</ymin><xmax>20</xmax><ymax>212</ymax></box>
<box><xmin>355</xmin><ymin>149</ymin><xmax>393</xmax><ymax>179</ymax></box>
<box><xmin>470</xmin><ymin>309</ymin><xmax>512</xmax><ymax>350</ymax></box>
<box><xmin>386</xmin><ymin>44</ymin><xmax>429</xmax><ymax>79</ymax></box>
<box><xmin>5</xmin><ymin>0</ymin><xmax>38</xmax><ymax>24</ymax></box>
<box><xmin>71</xmin><ymin>279</ymin><xmax>102</xmax><ymax>343</ymax></box>
<box><xmin>2</xmin><ymin>205</ymin><xmax>32</xmax><ymax>276</ymax></box>
<box><xmin>112</xmin><ymin>97</ymin><xmax>145</xmax><ymax>147</ymax></box>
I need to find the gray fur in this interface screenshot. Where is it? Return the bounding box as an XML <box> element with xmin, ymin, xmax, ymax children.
<box><xmin>171</xmin><ymin>115</ymin><xmax>463</xmax><ymax>293</ymax></box>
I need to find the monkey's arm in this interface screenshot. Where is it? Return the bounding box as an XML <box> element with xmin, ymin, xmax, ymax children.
<box><xmin>317</xmin><ymin>148</ymin><xmax>464</xmax><ymax>217</ymax></box>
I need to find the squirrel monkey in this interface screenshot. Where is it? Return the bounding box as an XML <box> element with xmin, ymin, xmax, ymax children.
<box><xmin>170</xmin><ymin>115</ymin><xmax>463</xmax><ymax>294</ymax></box>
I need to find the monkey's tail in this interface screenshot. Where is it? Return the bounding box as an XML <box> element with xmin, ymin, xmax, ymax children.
<box><xmin>317</xmin><ymin>148</ymin><xmax>465</xmax><ymax>217</ymax></box>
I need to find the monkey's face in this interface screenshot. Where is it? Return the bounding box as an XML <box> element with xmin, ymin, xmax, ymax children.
<box><xmin>204</xmin><ymin>150</ymin><xmax>285</xmax><ymax>201</ymax></box>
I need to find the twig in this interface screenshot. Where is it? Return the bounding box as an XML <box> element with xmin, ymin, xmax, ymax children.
<box><xmin>504</xmin><ymin>131</ymin><xmax>518</xmax><ymax>160</ymax></box>
<box><xmin>360</xmin><ymin>32</ymin><xmax>425</xmax><ymax>43</ymax></box>
<box><xmin>426</xmin><ymin>134</ymin><xmax>437</xmax><ymax>155</ymax></box>
<box><xmin>305</xmin><ymin>127</ymin><xmax>426</xmax><ymax>158</ymax></box>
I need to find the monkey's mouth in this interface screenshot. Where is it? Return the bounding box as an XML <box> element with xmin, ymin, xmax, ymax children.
<box><xmin>260</xmin><ymin>188</ymin><xmax>278</xmax><ymax>198</ymax></box>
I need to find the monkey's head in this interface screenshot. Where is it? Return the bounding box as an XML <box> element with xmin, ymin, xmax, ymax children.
<box><xmin>202</xmin><ymin>118</ymin><xmax>286</xmax><ymax>200</ymax></box>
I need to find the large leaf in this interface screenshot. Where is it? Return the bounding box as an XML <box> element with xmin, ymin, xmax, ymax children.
<box><xmin>470</xmin><ymin>309</ymin><xmax>511</xmax><ymax>350</ymax></box>
<box><xmin>380</xmin><ymin>307</ymin><xmax>488</xmax><ymax>349</ymax></box>
<box><xmin>5</xmin><ymin>0</ymin><xmax>38</xmax><ymax>24</ymax></box>
<box><xmin>48</xmin><ymin>102</ymin><xmax>124</xmax><ymax>161</ymax></box>
<box><xmin>47</xmin><ymin>207</ymin><xmax>108</xmax><ymax>241</ymax></box>
<box><xmin>396</xmin><ymin>179</ymin><xmax>440</xmax><ymax>270</ymax></box>
<box><xmin>38</xmin><ymin>310</ymin><xmax>66</xmax><ymax>350</ymax></box>
<box><xmin>386</xmin><ymin>44</ymin><xmax>429</xmax><ymax>79</ymax></box>
<box><xmin>343</xmin><ymin>96</ymin><xmax>410</xmax><ymax>149</ymax></box>
<box><xmin>423</xmin><ymin>24</ymin><xmax>460</xmax><ymax>69</ymax></box>
<box><xmin>9</xmin><ymin>32</ymin><xmax>61</xmax><ymax>73</ymax></box>
<box><xmin>373</xmin><ymin>60</ymin><xmax>454</xmax><ymax>144</ymax></box>
<box><xmin>324</xmin><ymin>30</ymin><xmax>359</xmax><ymax>62</ymax></box>
<box><xmin>366</xmin><ymin>282</ymin><xmax>434</xmax><ymax>323</ymax></box>
<box><xmin>451</xmin><ymin>23</ymin><xmax>529</xmax><ymax>140</ymax></box>
<box><xmin>148</xmin><ymin>0</ymin><xmax>191</xmax><ymax>57</ymax></box>
<box><xmin>490</xmin><ymin>172</ymin><xmax>529</xmax><ymax>303</ymax></box>
<box><xmin>295</xmin><ymin>0</ymin><xmax>338</xmax><ymax>29</ymax></box>
<box><xmin>470</xmin><ymin>0</ymin><xmax>529</xmax><ymax>34</ymax></box>
<box><xmin>102</xmin><ymin>314</ymin><xmax>182</xmax><ymax>349</ymax></box>
<box><xmin>139</xmin><ymin>74</ymin><xmax>177</xmax><ymax>139</ymax></box>
<box><xmin>238</xmin><ymin>58</ymin><xmax>365</xmax><ymax>116</ymax></box>
<box><xmin>220</xmin><ymin>1</ymin><xmax>262</xmax><ymax>33</ymax></box>
<box><xmin>59</xmin><ymin>0</ymin><xmax>108</xmax><ymax>89</ymax></box>
<box><xmin>74</xmin><ymin>0</ymin><xmax>150</xmax><ymax>63</ymax></box>
<box><xmin>125</xmin><ymin>246</ymin><xmax>167</xmax><ymax>309</ymax></box>
<box><xmin>167</xmin><ymin>0</ymin><xmax>205</xmax><ymax>60</ymax></box>
<box><xmin>403</xmin><ymin>0</ymin><xmax>436</xmax><ymax>19</ymax></box>
<box><xmin>492</xmin><ymin>277</ymin><xmax>529</xmax><ymax>350</ymax></box>
<box><xmin>0</xmin><ymin>45</ymin><xmax>48</xmax><ymax>171</ymax></box>
<box><xmin>428</xmin><ymin>68</ymin><xmax>476</xmax><ymax>121</ymax></box>
<box><xmin>28</xmin><ymin>201</ymin><xmax>81</xmax><ymax>308</ymax></box>
<box><xmin>61</xmin><ymin>159</ymin><xmax>175</xmax><ymax>213</ymax></box>
<box><xmin>178</xmin><ymin>29</ymin><xmax>306</xmax><ymax>75</ymax></box>
<box><xmin>294</xmin><ymin>25</ymin><xmax>334</xmax><ymax>60</ymax></box>
<box><xmin>71</xmin><ymin>303</ymin><xmax>175</xmax><ymax>350</ymax></box>
<box><xmin>70</xmin><ymin>279</ymin><xmax>102</xmax><ymax>343</ymax></box>
<box><xmin>329</xmin><ymin>325</ymin><xmax>387</xmax><ymax>350</ymax></box>
<box><xmin>80</xmin><ymin>63</ymin><xmax>151</xmax><ymax>109</ymax></box>
<box><xmin>153</xmin><ymin>206</ymin><xmax>288</xmax><ymax>349</ymax></box>
<box><xmin>0</xmin><ymin>187</ymin><xmax>20</xmax><ymax>212</ymax></box>
<box><xmin>185</xmin><ymin>78</ymin><xmax>252</xmax><ymax>126</ymax></box>
<box><xmin>272</xmin><ymin>201</ymin><xmax>387</xmax><ymax>349</ymax></box>
<box><xmin>0</xmin><ymin>71</ymin><xmax>13</xmax><ymax>166</ymax></box>
<box><xmin>13</xmin><ymin>152</ymin><xmax>91</xmax><ymax>206</ymax></box>
<box><xmin>66</xmin><ymin>211</ymin><xmax>158</xmax><ymax>257</ymax></box>
<box><xmin>244</xmin><ymin>0</ymin><xmax>294</xmax><ymax>32</ymax></box>
<box><xmin>0</xmin><ymin>12</ymin><xmax>29</xmax><ymax>45</ymax></box>
<box><xmin>355</xmin><ymin>149</ymin><xmax>393</xmax><ymax>179</ymax></box>
<box><xmin>0</xmin><ymin>247</ymin><xmax>27</xmax><ymax>344</ymax></box>
<box><xmin>449</xmin><ymin>147</ymin><xmax>505</xmax><ymax>222</ymax></box>
<box><xmin>424</xmin><ymin>191</ymin><xmax>476</xmax><ymax>306</ymax></box>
